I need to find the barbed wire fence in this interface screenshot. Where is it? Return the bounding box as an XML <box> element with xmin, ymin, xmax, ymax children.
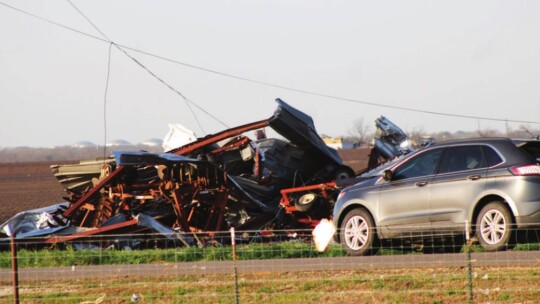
<box><xmin>1</xmin><ymin>227</ymin><xmax>539</xmax><ymax>303</ymax></box>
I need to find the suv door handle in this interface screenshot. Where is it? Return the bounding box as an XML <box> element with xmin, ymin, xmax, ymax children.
<box><xmin>467</xmin><ymin>175</ymin><xmax>481</xmax><ymax>181</ymax></box>
<box><xmin>415</xmin><ymin>181</ymin><xmax>428</xmax><ymax>187</ymax></box>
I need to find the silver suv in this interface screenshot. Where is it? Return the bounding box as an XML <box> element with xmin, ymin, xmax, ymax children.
<box><xmin>333</xmin><ymin>138</ymin><xmax>540</xmax><ymax>255</ymax></box>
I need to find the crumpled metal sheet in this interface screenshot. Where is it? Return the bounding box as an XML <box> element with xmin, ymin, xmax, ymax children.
<box><xmin>270</xmin><ymin>98</ymin><xmax>343</xmax><ymax>166</ymax></box>
<box><xmin>0</xmin><ymin>203</ymin><xmax>69</xmax><ymax>237</ymax></box>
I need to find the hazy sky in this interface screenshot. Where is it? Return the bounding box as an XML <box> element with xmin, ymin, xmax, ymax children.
<box><xmin>1</xmin><ymin>1</ymin><xmax>539</xmax><ymax>148</ymax></box>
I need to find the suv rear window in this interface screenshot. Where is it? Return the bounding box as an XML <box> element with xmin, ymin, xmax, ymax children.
<box><xmin>439</xmin><ymin>146</ymin><xmax>485</xmax><ymax>173</ymax></box>
<box><xmin>517</xmin><ymin>141</ymin><xmax>540</xmax><ymax>163</ymax></box>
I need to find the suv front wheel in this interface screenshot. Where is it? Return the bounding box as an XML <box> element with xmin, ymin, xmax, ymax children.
<box><xmin>476</xmin><ymin>202</ymin><xmax>514</xmax><ymax>252</ymax></box>
<box><xmin>340</xmin><ymin>208</ymin><xmax>379</xmax><ymax>256</ymax></box>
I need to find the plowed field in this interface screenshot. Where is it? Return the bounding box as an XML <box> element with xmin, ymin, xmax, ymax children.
<box><xmin>0</xmin><ymin>162</ymin><xmax>69</xmax><ymax>223</ymax></box>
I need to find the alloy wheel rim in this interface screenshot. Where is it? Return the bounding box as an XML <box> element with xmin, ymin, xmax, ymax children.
<box><xmin>480</xmin><ymin>209</ymin><xmax>506</xmax><ymax>245</ymax></box>
<box><xmin>344</xmin><ymin>215</ymin><xmax>369</xmax><ymax>250</ymax></box>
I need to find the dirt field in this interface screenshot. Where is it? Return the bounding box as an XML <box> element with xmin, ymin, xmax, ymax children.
<box><xmin>0</xmin><ymin>162</ymin><xmax>70</xmax><ymax>223</ymax></box>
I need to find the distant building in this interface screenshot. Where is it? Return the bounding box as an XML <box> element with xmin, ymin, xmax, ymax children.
<box><xmin>139</xmin><ymin>138</ymin><xmax>163</xmax><ymax>147</ymax></box>
<box><xmin>321</xmin><ymin>136</ymin><xmax>356</xmax><ymax>150</ymax></box>
<box><xmin>71</xmin><ymin>141</ymin><xmax>97</xmax><ymax>148</ymax></box>
<box><xmin>106</xmin><ymin>139</ymin><xmax>132</xmax><ymax>147</ymax></box>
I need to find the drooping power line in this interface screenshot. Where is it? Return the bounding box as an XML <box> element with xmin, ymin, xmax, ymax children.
<box><xmin>103</xmin><ymin>42</ymin><xmax>113</xmax><ymax>161</ymax></box>
<box><xmin>1</xmin><ymin>1</ymin><xmax>539</xmax><ymax>126</ymax></box>
<box><xmin>65</xmin><ymin>0</ymin><xmax>225</xmax><ymax>134</ymax></box>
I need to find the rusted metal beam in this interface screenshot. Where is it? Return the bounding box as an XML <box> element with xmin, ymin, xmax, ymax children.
<box><xmin>210</xmin><ymin>136</ymin><xmax>251</xmax><ymax>155</ymax></box>
<box><xmin>172</xmin><ymin>189</ymin><xmax>192</xmax><ymax>232</ymax></box>
<box><xmin>62</xmin><ymin>166</ymin><xmax>126</xmax><ymax>218</ymax></box>
<box><xmin>45</xmin><ymin>218</ymin><xmax>140</xmax><ymax>244</ymax></box>
<box><xmin>200</xmin><ymin>189</ymin><xmax>229</xmax><ymax>234</ymax></box>
<box><xmin>170</xmin><ymin>119</ymin><xmax>269</xmax><ymax>155</ymax></box>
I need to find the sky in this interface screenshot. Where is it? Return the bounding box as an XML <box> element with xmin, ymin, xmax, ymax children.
<box><xmin>1</xmin><ymin>0</ymin><xmax>539</xmax><ymax>148</ymax></box>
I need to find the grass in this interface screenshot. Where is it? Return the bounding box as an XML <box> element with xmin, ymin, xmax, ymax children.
<box><xmin>0</xmin><ymin>267</ymin><xmax>538</xmax><ymax>303</ymax></box>
<box><xmin>1</xmin><ymin>240</ymin><xmax>539</xmax><ymax>268</ymax></box>
<box><xmin>0</xmin><ymin>241</ymin><xmax>347</xmax><ymax>268</ymax></box>
<box><xmin>0</xmin><ymin>238</ymin><xmax>538</xmax><ymax>303</ymax></box>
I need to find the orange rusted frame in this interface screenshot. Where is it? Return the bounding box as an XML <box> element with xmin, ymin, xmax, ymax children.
<box><xmin>279</xmin><ymin>182</ymin><xmax>337</xmax><ymax>213</ymax></box>
<box><xmin>172</xmin><ymin>189</ymin><xmax>193</xmax><ymax>232</ymax></box>
<box><xmin>170</xmin><ymin>119</ymin><xmax>268</xmax><ymax>155</ymax></box>
<box><xmin>204</xmin><ymin>190</ymin><xmax>229</xmax><ymax>233</ymax></box>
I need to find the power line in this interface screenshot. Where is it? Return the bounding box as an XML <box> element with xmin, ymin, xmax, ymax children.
<box><xmin>103</xmin><ymin>42</ymin><xmax>113</xmax><ymax>161</ymax></box>
<box><xmin>0</xmin><ymin>1</ymin><xmax>109</xmax><ymax>43</ymax></box>
<box><xmin>108</xmin><ymin>50</ymin><xmax>540</xmax><ymax>125</ymax></box>
<box><xmin>66</xmin><ymin>0</ymin><xmax>111</xmax><ymax>41</ymax></box>
<box><xmin>65</xmin><ymin>0</ymin><xmax>224</xmax><ymax>134</ymax></box>
<box><xmin>116</xmin><ymin>42</ymin><xmax>214</xmax><ymax>133</ymax></box>
<box><xmin>2</xmin><ymin>1</ymin><xmax>540</xmax><ymax>126</ymax></box>
<box><xmin>1</xmin><ymin>1</ymin><xmax>223</xmax><ymax>134</ymax></box>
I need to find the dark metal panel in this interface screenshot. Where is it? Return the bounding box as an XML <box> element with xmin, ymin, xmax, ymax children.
<box><xmin>269</xmin><ymin>98</ymin><xmax>342</xmax><ymax>165</ymax></box>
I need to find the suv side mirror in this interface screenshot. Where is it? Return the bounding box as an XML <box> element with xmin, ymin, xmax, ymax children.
<box><xmin>383</xmin><ymin>170</ymin><xmax>393</xmax><ymax>181</ymax></box>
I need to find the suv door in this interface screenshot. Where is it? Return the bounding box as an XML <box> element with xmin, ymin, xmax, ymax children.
<box><xmin>429</xmin><ymin>145</ymin><xmax>488</xmax><ymax>233</ymax></box>
<box><xmin>378</xmin><ymin>148</ymin><xmax>443</xmax><ymax>238</ymax></box>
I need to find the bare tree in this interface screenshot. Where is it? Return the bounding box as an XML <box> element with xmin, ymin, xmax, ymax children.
<box><xmin>512</xmin><ymin>125</ymin><xmax>540</xmax><ymax>139</ymax></box>
<box><xmin>347</xmin><ymin>118</ymin><xmax>371</xmax><ymax>147</ymax></box>
<box><xmin>476</xmin><ymin>128</ymin><xmax>500</xmax><ymax>138</ymax></box>
<box><xmin>432</xmin><ymin>131</ymin><xmax>454</xmax><ymax>142</ymax></box>
<box><xmin>406</xmin><ymin>127</ymin><xmax>426</xmax><ymax>147</ymax></box>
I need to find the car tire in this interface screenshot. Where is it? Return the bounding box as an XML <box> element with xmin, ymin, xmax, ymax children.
<box><xmin>475</xmin><ymin>202</ymin><xmax>514</xmax><ymax>252</ymax></box>
<box><xmin>339</xmin><ymin>208</ymin><xmax>379</xmax><ymax>256</ymax></box>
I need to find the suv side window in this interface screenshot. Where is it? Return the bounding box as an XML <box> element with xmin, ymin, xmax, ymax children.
<box><xmin>393</xmin><ymin>149</ymin><xmax>443</xmax><ymax>180</ymax></box>
<box><xmin>484</xmin><ymin>146</ymin><xmax>503</xmax><ymax>167</ymax></box>
<box><xmin>439</xmin><ymin>145</ymin><xmax>485</xmax><ymax>174</ymax></box>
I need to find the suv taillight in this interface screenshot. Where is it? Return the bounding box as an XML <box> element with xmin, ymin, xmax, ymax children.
<box><xmin>510</xmin><ymin>164</ymin><xmax>540</xmax><ymax>176</ymax></box>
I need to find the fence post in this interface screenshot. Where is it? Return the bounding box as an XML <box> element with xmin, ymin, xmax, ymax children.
<box><xmin>465</xmin><ymin>221</ymin><xmax>473</xmax><ymax>304</ymax></box>
<box><xmin>9</xmin><ymin>225</ymin><xmax>20</xmax><ymax>304</ymax></box>
<box><xmin>230</xmin><ymin>228</ymin><xmax>239</xmax><ymax>304</ymax></box>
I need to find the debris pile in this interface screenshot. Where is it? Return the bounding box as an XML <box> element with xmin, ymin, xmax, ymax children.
<box><xmin>1</xmin><ymin>99</ymin><xmax>415</xmax><ymax>249</ymax></box>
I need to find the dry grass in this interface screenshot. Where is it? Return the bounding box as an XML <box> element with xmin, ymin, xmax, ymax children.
<box><xmin>1</xmin><ymin>267</ymin><xmax>538</xmax><ymax>303</ymax></box>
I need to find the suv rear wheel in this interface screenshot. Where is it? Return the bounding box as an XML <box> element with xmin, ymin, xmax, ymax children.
<box><xmin>340</xmin><ymin>208</ymin><xmax>379</xmax><ymax>256</ymax></box>
<box><xmin>476</xmin><ymin>202</ymin><xmax>514</xmax><ymax>252</ymax></box>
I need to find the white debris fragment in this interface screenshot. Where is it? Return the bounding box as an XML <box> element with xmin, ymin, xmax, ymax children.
<box><xmin>162</xmin><ymin>123</ymin><xmax>197</xmax><ymax>152</ymax></box>
<box><xmin>312</xmin><ymin>219</ymin><xmax>336</xmax><ymax>252</ymax></box>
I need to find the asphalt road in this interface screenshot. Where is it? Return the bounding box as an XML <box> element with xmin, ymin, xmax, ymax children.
<box><xmin>1</xmin><ymin>251</ymin><xmax>539</xmax><ymax>282</ymax></box>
